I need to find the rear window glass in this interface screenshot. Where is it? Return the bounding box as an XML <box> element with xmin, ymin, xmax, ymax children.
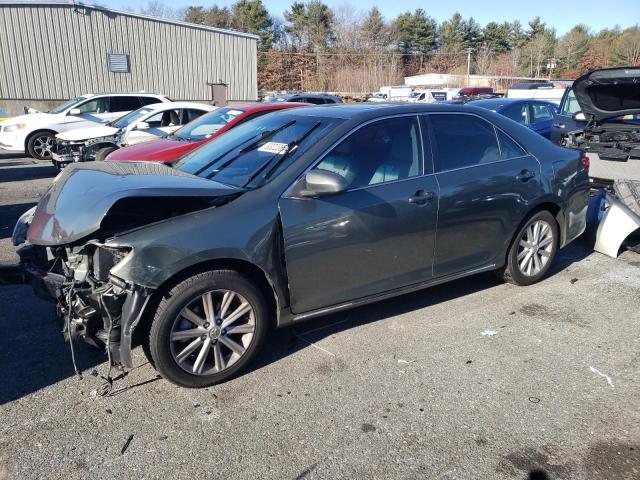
<box><xmin>430</xmin><ymin>114</ymin><xmax>501</xmax><ymax>171</ymax></box>
<box><xmin>497</xmin><ymin>130</ymin><xmax>527</xmax><ymax>159</ymax></box>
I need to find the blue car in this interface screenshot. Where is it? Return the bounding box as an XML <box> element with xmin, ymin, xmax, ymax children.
<box><xmin>470</xmin><ymin>98</ymin><xmax>558</xmax><ymax>139</ymax></box>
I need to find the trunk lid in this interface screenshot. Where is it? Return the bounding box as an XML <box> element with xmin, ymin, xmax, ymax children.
<box><xmin>573</xmin><ymin>67</ymin><xmax>640</xmax><ymax>123</ymax></box>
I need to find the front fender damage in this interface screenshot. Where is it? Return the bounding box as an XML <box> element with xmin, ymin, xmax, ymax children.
<box><xmin>17</xmin><ymin>241</ymin><xmax>154</xmax><ymax>369</ymax></box>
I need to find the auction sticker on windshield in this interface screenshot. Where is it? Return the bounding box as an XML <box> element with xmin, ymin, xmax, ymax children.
<box><xmin>258</xmin><ymin>142</ymin><xmax>289</xmax><ymax>154</ymax></box>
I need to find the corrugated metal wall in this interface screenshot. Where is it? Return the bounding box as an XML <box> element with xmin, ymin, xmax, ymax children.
<box><xmin>0</xmin><ymin>4</ymin><xmax>258</xmax><ymax>101</ymax></box>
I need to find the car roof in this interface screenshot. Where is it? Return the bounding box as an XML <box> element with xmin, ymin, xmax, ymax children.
<box><xmin>274</xmin><ymin>93</ymin><xmax>338</xmax><ymax>99</ymax></box>
<box><xmin>276</xmin><ymin>102</ymin><xmax>495</xmax><ymax>120</ymax></box>
<box><xmin>223</xmin><ymin>102</ymin><xmax>310</xmax><ymax>113</ymax></box>
<box><xmin>82</xmin><ymin>93</ymin><xmax>167</xmax><ymax>98</ymax></box>
<box><xmin>470</xmin><ymin>98</ymin><xmax>555</xmax><ymax>109</ymax></box>
<box><xmin>143</xmin><ymin>102</ymin><xmax>216</xmax><ymax>110</ymax></box>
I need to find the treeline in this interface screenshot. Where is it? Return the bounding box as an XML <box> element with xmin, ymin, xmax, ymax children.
<box><xmin>141</xmin><ymin>0</ymin><xmax>640</xmax><ymax>92</ymax></box>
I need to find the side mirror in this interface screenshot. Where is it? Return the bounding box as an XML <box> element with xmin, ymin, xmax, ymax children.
<box><xmin>573</xmin><ymin>112</ymin><xmax>586</xmax><ymax>122</ymax></box>
<box><xmin>68</xmin><ymin>108</ymin><xmax>81</xmax><ymax>116</ymax></box>
<box><xmin>299</xmin><ymin>170</ymin><xmax>348</xmax><ymax>197</ymax></box>
<box><xmin>136</xmin><ymin>121</ymin><xmax>150</xmax><ymax>130</ymax></box>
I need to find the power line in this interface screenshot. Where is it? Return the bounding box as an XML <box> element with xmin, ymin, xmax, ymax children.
<box><xmin>259</xmin><ymin>50</ymin><xmax>468</xmax><ymax>57</ymax></box>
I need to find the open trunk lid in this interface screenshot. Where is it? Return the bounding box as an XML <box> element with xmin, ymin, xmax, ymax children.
<box><xmin>573</xmin><ymin>67</ymin><xmax>640</xmax><ymax>123</ymax></box>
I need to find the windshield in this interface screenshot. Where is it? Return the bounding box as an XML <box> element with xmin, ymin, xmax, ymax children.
<box><xmin>173</xmin><ymin>107</ymin><xmax>245</xmax><ymax>141</ymax></box>
<box><xmin>176</xmin><ymin>112</ymin><xmax>341</xmax><ymax>188</ymax></box>
<box><xmin>49</xmin><ymin>96</ymin><xmax>88</xmax><ymax>114</ymax></box>
<box><xmin>111</xmin><ymin>107</ymin><xmax>154</xmax><ymax>129</ymax></box>
<box><xmin>172</xmin><ymin>107</ymin><xmax>244</xmax><ymax>142</ymax></box>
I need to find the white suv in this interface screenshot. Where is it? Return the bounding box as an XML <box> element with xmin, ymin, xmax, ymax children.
<box><xmin>0</xmin><ymin>93</ymin><xmax>171</xmax><ymax>159</ymax></box>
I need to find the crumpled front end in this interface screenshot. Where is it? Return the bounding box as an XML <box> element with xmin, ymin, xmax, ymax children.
<box><xmin>16</xmin><ymin>240</ymin><xmax>152</xmax><ymax>368</ymax></box>
<box><xmin>52</xmin><ymin>135</ymin><xmax>119</xmax><ymax>166</ymax></box>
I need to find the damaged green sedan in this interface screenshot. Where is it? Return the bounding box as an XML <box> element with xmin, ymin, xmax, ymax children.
<box><xmin>5</xmin><ymin>104</ymin><xmax>590</xmax><ymax>387</ymax></box>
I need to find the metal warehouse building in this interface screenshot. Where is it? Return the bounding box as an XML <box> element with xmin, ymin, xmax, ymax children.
<box><xmin>0</xmin><ymin>0</ymin><xmax>258</xmax><ymax>115</ymax></box>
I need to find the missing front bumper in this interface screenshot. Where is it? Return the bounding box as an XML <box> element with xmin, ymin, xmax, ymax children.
<box><xmin>2</xmin><ymin>252</ymin><xmax>153</xmax><ymax>369</ymax></box>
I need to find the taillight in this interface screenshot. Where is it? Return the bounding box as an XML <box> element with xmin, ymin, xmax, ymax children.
<box><xmin>581</xmin><ymin>153</ymin><xmax>590</xmax><ymax>170</ymax></box>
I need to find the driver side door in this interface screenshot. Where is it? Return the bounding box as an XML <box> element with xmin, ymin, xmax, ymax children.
<box><xmin>279</xmin><ymin>115</ymin><xmax>439</xmax><ymax>314</ymax></box>
<box><xmin>125</xmin><ymin>109</ymin><xmax>183</xmax><ymax>145</ymax></box>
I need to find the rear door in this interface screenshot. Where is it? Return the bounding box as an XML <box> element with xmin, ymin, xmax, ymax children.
<box><xmin>109</xmin><ymin>96</ymin><xmax>143</xmax><ymax>121</ymax></box>
<box><xmin>502</xmin><ymin>102</ymin><xmax>530</xmax><ymax>127</ymax></box>
<box><xmin>279</xmin><ymin>115</ymin><xmax>439</xmax><ymax>314</ymax></box>
<box><xmin>550</xmin><ymin>88</ymin><xmax>585</xmax><ymax>144</ymax></box>
<box><xmin>427</xmin><ymin>113</ymin><xmax>544</xmax><ymax>277</ymax></box>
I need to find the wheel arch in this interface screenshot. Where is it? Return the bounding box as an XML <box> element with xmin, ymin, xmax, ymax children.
<box><xmin>500</xmin><ymin>200</ymin><xmax>564</xmax><ymax>269</ymax></box>
<box><xmin>136</xmin><ymin>258</ymin><xmax>281</xmax><ymax>344</ymax></box>
<box><xmin>24</xmin><ymin>128</ymin><xmax>58</xmax><ymax>150</ymax></box>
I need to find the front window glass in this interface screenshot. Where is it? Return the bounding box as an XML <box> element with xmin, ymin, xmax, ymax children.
<box><xmin>111</xmin><ymin>107</ymin><xmax>154</xmax><ymax>129</ymax></box>
<box><xmin>173</xmin><ymin>107</ymin><xmax>245</xmax><ymax>141</ymax></box>
<box><xmin>176</xmin><ymin>113</ymin><xmax>341</xmax><ymax>188</ymax></box>
<box><xmin>560</xmin><ymin>88</ymin><xmax>581</xmax><ymax>115</ymax></box>
<box><xmin>430</xmin><ymin>114</ymin><xmax>501</xmax><ymax>171</ymax></box>
<box><xmin>531</xmin><ymin>104</ymin><xmax>554</xmax><ymax>122</ymax></box>
<box><xmin>50</xmin><ymin>96</ymin><xmax>87</xmax><ymax>114</ymax></box>
<box><xmin>78</xmin><ymin>97</ymin><xmax>110</xmax><ymax>114</ymax></box>
<box><xmin>314</xmin><ymin>116</ymin><xmax>423</xmax><ymax>189</ymax></box>
<box><xmin>145</xmin><ymin>109</ymin><xmax>180</xmax><ymax>128</ymax></box>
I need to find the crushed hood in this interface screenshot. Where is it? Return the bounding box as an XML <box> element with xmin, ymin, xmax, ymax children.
<box><xmin>573</xmin><ymin>67</ymin><xmax>640</xmax><ymax>122</ymax></box>
<box><xmin>56</xmin><ymin>125</ymin><xmax>119</xmax><ymax>142</ymax></box>
<box><xmin>27</xmin><ymin>161</ymin><xmax>241</xmax><ymax>246</ymax></box>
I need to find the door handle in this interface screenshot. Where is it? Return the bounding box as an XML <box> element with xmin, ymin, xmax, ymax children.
<box><xmin>553</xmin><ymin>123</ymin><xmax>565</xmax><ymax>129</ymax></box>
<box><xmin>408</xmin><ymin>190</ymin><xmax>434</xmax><ymax>205</ymax></box>
<box><xmin>516</xmin><ymin>169</ymin><xmax>535</xmax><ymax>182</ymax></box>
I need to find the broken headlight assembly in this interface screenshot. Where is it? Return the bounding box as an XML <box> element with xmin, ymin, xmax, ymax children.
<box><xmin>92</xmin><ymin>244</ymin><xmax>132</xmax><ymax>282</ymax></box>
<box><xmin>11</xmin><ymin>206</ymin><xmax>36</xmax><ymax>246</ymax></box>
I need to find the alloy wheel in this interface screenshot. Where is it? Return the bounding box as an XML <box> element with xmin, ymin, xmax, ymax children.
<box><xmin>517</xmin><ymin>219</ymin><xmax>554</xmax><ymax>277</ymax></box>
<box><xmin>32</xmin><ymin>135</ymin><xmax>55</xmax><ymax>158</ymax></box>
<box><xmin>169</xmin><ymin>289</ymin><xmax>255</xmax><ymax>376</ymax></box>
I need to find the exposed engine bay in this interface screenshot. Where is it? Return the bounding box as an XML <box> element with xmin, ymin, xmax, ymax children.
<box><xmin>18</xmin><ymin>241</ymin><xmax>147</xmax><ymax>368</ymax></box>
<box><xmin>10</xmin><ymin>161</ymin><xmax>244</xmax><ymax>370</ymax></box>
<box><xmin>53</xmin><ymin>134</ymin><xmax>119</xmax><ymax>165</ymax></box>
<box><xmin>563</xmin><ymin>124</ymin><xmax>640</xmax><ymax>161</ymax></box>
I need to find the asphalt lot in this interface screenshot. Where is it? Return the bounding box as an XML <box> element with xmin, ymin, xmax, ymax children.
<box><xmin>0</xmin><ymin>152</ymin><xmax>639</xmax><ymax>480</ymax></box>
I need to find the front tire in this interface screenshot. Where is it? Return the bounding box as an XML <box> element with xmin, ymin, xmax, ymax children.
<box><xmin>149</xmin><ymin>270</ymin><xmax>268</xmax><ymax>388</ymax></box>
<box><xmin>94</xmin><ymin>146</ymin><xmax>118</xmax><ymax>162</ymax></box>
<box><xmin>27</xmin><ymin>131</ymin><xmax>56</xmax><ymax>160</ymax></box>
<box><xmin>501</xmin><ymin>211</ymin><xmax>559</xmax><ymax>286</ymax></box>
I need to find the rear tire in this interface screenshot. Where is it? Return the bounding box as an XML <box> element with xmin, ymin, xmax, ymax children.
<box><xmin>26</xmin><ymin>131</ymin><xmax>56</xmax><ymax>160</ymax></box>
<box><xmin>149</xmin><ymin>269</ymin><xmax>268</xmax><ymax>388</ymax></box>
<box><xmin>94</xmin><ymin>146</ymin><xmax>118</xmax><ymax>162</ymax></box>
<box><xmin>501</xmin><ymin>210</ymin><xmax>559</xmax><ymax>286</ymax></box>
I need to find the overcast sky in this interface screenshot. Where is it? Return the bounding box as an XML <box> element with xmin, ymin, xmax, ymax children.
<box><xmin>107</xmin><ymin>0</ymin><xmax>640</xmax><ymax>35</ymax></box>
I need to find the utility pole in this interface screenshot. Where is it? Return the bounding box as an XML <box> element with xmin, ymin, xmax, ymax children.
<box><xmin>466</xmin><ymin>48</ymin><xmax>472</xmax><ymax>85</ymax></box>
<box><xmin>546</xmin><ymin>58</ymin><xmax>557</xmax><ymax>80</ymax></box>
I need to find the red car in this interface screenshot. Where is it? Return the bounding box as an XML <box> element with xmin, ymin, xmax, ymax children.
<box><xmin>106</xmin><ymin>102</ymin><xmax>308</xmax><ymax>164</ymax></box>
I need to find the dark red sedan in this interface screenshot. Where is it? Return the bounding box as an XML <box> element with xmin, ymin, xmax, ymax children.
<box><xmin>106</xmin><ymin>102</ymin><xmax>309</xmax><ymax>164</ymax></box>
